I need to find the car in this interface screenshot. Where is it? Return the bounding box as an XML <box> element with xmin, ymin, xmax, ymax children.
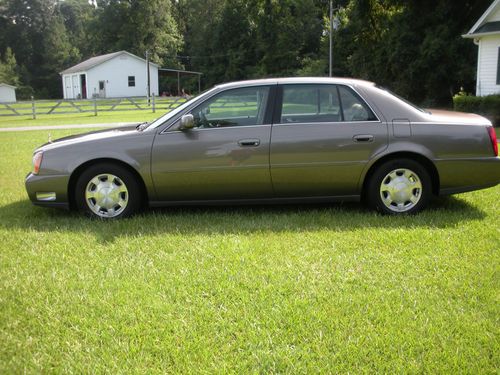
<box><xmin>25</xmin><ymin>77</ymin><xmax>500</xmax><ymax>219</ymax></box>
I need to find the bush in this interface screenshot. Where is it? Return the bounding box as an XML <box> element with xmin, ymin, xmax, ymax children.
<box><xmin>453</xmin><ymin>94</ymin><xmax>500</xmax><ymax>127</ymax></box>
<box><xmin>16</xmin><ymin>85</ymin><xmax>34</xmax><ymax>101</ymax></box>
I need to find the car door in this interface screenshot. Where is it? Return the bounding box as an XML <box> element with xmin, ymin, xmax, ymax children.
<box><xmin>270</xmin><ymin>84</ymin><xmax>388</xmax><ymax>197</ymax></box>
<box><xmin>151</xmin><ymin>85</ymin><xmax>274</xmax><ymax>201</ymax></box>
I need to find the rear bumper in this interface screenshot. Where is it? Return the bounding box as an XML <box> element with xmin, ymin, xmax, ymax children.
<box><xmin>25</xmin><ymin>172</ymin><xmax>70</xmax><ymax>209</ymax></box>
<box><xmin>436</xmin><ymin>156</ymin><xmax>500</xmax><ymax>195</ymax></box>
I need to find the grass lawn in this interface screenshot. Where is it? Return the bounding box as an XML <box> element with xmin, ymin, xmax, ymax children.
<box><xmin>0</xmin><ymin>129</ymin><xmax>499</xmax><ymax>373</ymax></box>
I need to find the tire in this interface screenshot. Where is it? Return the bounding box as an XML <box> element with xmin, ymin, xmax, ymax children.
<box><xmin>75</xmin><ymin>163</ymin><xmax>142</xmax><ymax>219</ymax></box>
<box><xmin>366</xmin><ymin>158</ymin><xmax>432</xmax><ymax>215</ymax></box>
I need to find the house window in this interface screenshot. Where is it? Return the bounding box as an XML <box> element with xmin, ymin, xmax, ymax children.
<box><xmin>497</xmin><ymin>48</ymin><xmax>500</xmax><ymax>85</ymax></box>
<box><xmin>128</xmin><ymin>76</ymin><xmax>135</xmax><ymax>87</ymax></box>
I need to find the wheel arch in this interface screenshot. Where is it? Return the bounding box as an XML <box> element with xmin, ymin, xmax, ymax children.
<box><xmin>68</xmin><ymin>158</ymin><xmax>149</xmax><ymax>210</ymax></box>
<box><xmin>361</xmin><ymin>152</ymin><xmax>440</xmax><ymax>199</ymax></box>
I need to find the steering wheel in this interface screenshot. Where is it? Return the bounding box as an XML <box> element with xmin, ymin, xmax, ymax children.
<box><xmin>198</xmin><ymin>110</ymin><xmax>214</xmax><ymax>128</ymax></box>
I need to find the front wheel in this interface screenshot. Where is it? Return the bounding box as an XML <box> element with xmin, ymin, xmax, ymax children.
<box><xmin>366</xmin><ymin>159</ymin><xmax>432</xmax><ymax>215</ymax></box>
<box><xmin>75</xmin><ymin>163</ymin><xmax>141</xmax><ymax>219</ymax></box>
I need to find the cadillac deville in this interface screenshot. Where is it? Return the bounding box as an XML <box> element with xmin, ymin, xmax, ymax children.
<box><xmin>26</xmin><ymin>78</ymin><xmax>500</xmax><ymax>218</ymax></box>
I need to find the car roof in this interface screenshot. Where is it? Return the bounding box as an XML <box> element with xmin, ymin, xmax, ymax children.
<box><xmin>215</xmin><ymin>77</ymin><xmax>375</xmax><ymax>89</ymax></box>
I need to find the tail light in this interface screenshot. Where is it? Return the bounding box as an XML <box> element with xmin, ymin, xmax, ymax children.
<box><xmin>486</xmin><ymin>127</ymin><xmax>498</xmax><ymax>157</ymax></box>
<box><xmin>33</xmin><ymin>152</ymin><xmax>43</xmax><ymax>174</ymax></box>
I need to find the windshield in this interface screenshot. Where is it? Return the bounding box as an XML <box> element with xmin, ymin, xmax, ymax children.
<box><xmin>376</xmin><ymin>86</ymin><xmax>429</xmax><ymax>114</ymax></box>
<box><xmin>145</xmin><ymin>87</ymin><xmax>217</xmax><ymax>131</ymax></box>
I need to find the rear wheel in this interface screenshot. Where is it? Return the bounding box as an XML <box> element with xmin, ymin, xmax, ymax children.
<box><xmin>75</xmin><ymin>163</ymin><xmax>141</xmax><ymax>219</ymax></box>
<box><xmin>367</xmin><ymin>159</ymin><xmax>432</xmax><ymax>215</ymax></box>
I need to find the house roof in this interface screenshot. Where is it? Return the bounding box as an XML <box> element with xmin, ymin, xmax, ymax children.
<box><xmin>60</xmin><ymin>50</ymin><xmax>159</xmax><ymax>75</ymax></box>
<box><xmin>0</xmin><ymin>83</ymin><xmax>16</xmax><ymax>89</ymax></box>
<box><xmin>463</xmin><ymin>0</ymin><xmax>500</xmax><ymax>38</ymax></box>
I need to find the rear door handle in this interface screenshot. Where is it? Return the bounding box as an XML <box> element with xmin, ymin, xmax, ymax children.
<box><xmin>353</xmin><ymin>134</ymin><xmax>374</xmax><ymax>142</ymax></box>
<box><xmin>238</xmin><ymin>139</ymin><xmax>260</xmax><ymax>147</ymax></box>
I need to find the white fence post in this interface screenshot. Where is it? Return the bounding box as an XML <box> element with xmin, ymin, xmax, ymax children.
<box><xmin>31</xmin><ymin>96</ymin><xmax>36</xmax><ymax>120</ymax></box>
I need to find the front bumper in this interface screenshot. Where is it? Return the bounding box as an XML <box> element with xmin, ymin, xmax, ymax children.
<box><xmin>25</xmin><ymin>172</ymin><xmax>70</xmax><ymax>209</ymax></box>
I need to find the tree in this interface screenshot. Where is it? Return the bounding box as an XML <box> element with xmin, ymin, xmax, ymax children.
<box><xmin>332</xmin><ymin>0</ymin><xmax>491</xmax><ymax>106</ymax></box>
<box><xmin>0</xmin><ymin>0</ymin><xmax>79</xmax><ymax>97</ymax></box>
<box><xmin>0</xmin><ymin>47</ymin><xmax>19</xmax><ymax>85</ymax></box>
<box><xmin>93</xmin><ymin>0</ymin><xmax>182</xmax><ymax>66</ymax></box>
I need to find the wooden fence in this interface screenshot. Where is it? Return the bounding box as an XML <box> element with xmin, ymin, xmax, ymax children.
<box><xmin>0</xmin><ymin>95</ymin><xmax>187</xmax><ymax>119</ymax></box>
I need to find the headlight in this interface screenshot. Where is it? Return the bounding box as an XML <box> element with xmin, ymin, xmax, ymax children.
<box><xmin>32</xmin><ymin>151</ymin><xmax>43</xmax><ymax>175</ymax></box>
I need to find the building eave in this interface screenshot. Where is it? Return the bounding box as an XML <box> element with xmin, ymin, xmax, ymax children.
<box><xmin>462</xmin><ymin>30</ymin><xmax>500</xmax><ymax>38</ymax></box>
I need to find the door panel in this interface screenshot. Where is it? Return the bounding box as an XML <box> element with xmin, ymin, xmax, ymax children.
<box><xmin>151</xmin><ymin>126</ymin><xmax>272</xmax><ymax>200</ymax></box>
<box><xmin>151</xmin><ymin>85</ymin><xmax>274</xmax><ymax>201</ymax></box>
<box><xmin>270</xmin><ymin>84</ymin><xmax>388</xmax><ymax>197</ymax></box>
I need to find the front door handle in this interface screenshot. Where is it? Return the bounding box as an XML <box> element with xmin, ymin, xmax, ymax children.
<box><xmin>353</xmin><ymin>134</ymin><xmax>374</xmax><ymax>142</ymax></box>
<box><xmin>238</xmin><ymin>139</ymin><xmax>260</xmax><ymax>147</ymax></box>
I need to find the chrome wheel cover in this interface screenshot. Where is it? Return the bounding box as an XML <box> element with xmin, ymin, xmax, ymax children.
<box><xmin>85</xmin><ymin>174</ymin><xmax>128</xmax><ymax>218</ymax></box>
<box><xmin>379</xmin><ymin>168</ymin><xmax>422</xmax><ymax>213</ymax></box>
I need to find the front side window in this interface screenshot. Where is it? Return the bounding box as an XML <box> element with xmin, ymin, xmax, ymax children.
<box><xmin>190</xmin><ymin>86</ymin><xmax>270</xmax><ymax>128</ymax></box>
<box><xmin>280</xmin><ymin>84</ymin><xmax>377</xmax><ymax>123</ymax></box>
<box><xmin>128</xmin><ymin>76</ymin><xmax>135</xmax><ymax>87</ymax></box>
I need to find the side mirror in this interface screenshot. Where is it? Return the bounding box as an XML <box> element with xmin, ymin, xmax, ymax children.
<box><xmin>179</xmin><ymin>114</ymin><xmax>195</xmax><ymax>130</ymax></box>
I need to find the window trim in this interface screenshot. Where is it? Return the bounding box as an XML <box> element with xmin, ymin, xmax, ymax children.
<box><xmin>128</xmin><ymin>75</ymin><xmax>136</xmax><ymax>87</ymax></box>
<box><xmin>274</xmin><ymin>83</ymin><xmax>381</xmax><ymax>125</ymax></box>
<box><xmin>162</xmin><ymin>85</ymin><xmax>275</xmax><ymax>133</ymax></box>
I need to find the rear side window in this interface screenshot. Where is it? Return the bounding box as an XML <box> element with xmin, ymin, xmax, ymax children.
<box><xmin>338</xmin><ymin>86</ymin><xmax>378</xmax><ymax>121</ymax></box>
<box><xmin>280</xmin><ymin>84</ymin><xmax>377</xmax><ymax>123</ymax></box>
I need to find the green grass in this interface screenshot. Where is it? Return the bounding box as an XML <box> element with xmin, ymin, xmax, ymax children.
<box><xmin>0</xmin><ymin>129</ymin><xmax>499</xmax><ymax>373</ymax></box>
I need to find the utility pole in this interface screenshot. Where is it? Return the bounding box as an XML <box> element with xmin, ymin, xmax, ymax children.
<box><xmin>329</xmin><ymin>0</ymin><xmax>333</xmax><ymax>77</ymax></box>
<box><xmin>145</xmin><ymin>50</ymin><xmax>151</xmax><ymax>104</ymax></box>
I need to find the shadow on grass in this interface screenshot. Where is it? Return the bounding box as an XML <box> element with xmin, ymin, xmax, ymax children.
<box><xmin>0</xmin><ymin>196</ymin><xmax>486</xmax><ymax>243</ymax></box>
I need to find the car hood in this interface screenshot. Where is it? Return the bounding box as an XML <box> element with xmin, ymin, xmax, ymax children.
<box><xmin>424</xmin><ymin>109</ymin><xmax>492</xmax><ymax>126</ymax></box>
<box><xmin>36</xmin><ymin>125</ymin><xmax>140</xmax><ymax>152</ymax></box>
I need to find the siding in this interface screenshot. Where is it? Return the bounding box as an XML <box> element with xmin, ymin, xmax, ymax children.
<box><xmin>87</xmin><ymin>55</ymin><xmax>159</xmax><ymax>98</ymax></box>
<box><xmin>0</xmin><ymin>86</ymin><xmax>16</xmax><ymax>103</ymax></box>
<box><xmin>61</xmin><ymin>54</ymin><xmax>159</xmax><ymax>99</ymax></box>
<box><xmin>477</xmin><ymin>35</ymin><xmax>500</xmax><ymax>96</ymax></box>
<box><xmin>491</xmin><ymin>6</ymin><xmax>500</xmax><ymax>21</ymax></box>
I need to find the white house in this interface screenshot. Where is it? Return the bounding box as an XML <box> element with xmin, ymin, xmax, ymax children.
<box><xmin>463</xmin><ymin>0</ymin><xmax>500</xmax><ymax>96</ymax></box>
<box><xmin>0</xmin><ymin>83</ymin><xmax>16</xmax><ymax>103</ymax></box>
<box><xmin>60</xmin><ymin>51</ymin><xmax>159</xmax><ymax>99</ymax></box>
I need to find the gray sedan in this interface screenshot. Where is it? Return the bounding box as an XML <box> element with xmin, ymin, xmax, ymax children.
<box><xmin>25</xmin><ymin>78</ymin><xmax>500</xmax><ymax>218</ymax></box>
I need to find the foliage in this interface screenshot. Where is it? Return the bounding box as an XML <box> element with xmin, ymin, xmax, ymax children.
<box><xmin>0</xmin><ymin>0</ymin><xmax>492</xmax><ymax>105</ymax></box>
<box><xmin>15</xmin><ymin>86</ymin><xmax>35</xmax><ymax>101</ymax></box>
<box><xmin>453</xmin><ymin>94</ymin><xmax>500</xmax><ymax>126</ymax></box>
<box><xmin>92</xmin><ymin>0</ymin><xmax>182</xmax><ymax>67</ymax></box>
<box><xmin>0</xmin><ymin>47</ymin><xmax>19</xmax><ymax>85</ymax></box>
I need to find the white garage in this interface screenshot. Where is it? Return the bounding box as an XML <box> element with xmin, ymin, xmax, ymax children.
<box><xmin>0</xmin><ymin>83</ymin><xmax>16</xmax><ymax>103</ymax></box>
<box><xmin>60</xmin><ymin>51</ymin><xmax>159</xmax><ymax>99</ymax></box>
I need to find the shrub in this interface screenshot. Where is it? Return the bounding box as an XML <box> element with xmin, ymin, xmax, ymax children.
<box><xmin>453</xmin><ymin>94</ymin><xmax>500</xmax><ymax>127</ymax></box>
<box><xmin>16</xmin><ymin>85</ymin><xmax>34</xmax><ymax>101</ymax></box>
